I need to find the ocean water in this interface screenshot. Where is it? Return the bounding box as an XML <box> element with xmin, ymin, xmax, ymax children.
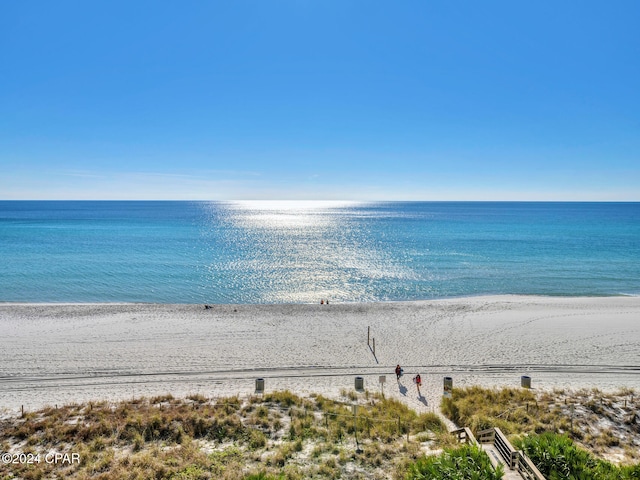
<box><xmin>0</xmin><ymin>201</ymin><xmax>638</xmax><ymax>303</ymax></box>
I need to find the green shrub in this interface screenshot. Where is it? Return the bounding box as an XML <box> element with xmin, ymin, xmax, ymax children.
<box><xmin>406</xmin><ymin>444</ymin><xmax>504</xmax><ymax>479</ymax></box>
<box><xmin>514</xmin><ymin>432</ymin><xmax>640</xmax><ymax>480</ymax></box>
<box><xmin>244</xmin><ymin>473</ymin><xmax>284</xmax><ymax>480</ymax></box>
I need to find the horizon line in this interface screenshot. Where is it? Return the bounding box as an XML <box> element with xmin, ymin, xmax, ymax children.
<box><xmin>2</xmin><ymin>199</ymin><xmax>639</xmax><ymax>203</ymax></box>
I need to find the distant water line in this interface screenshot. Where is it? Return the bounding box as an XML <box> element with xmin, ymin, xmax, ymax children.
<box><xmin>0</xmin><ymin>201</ymin><xmax>639</xmax><ymax>303</ymax></box>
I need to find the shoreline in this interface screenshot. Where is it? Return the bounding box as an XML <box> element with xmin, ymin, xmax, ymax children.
<box><xmin>1</xmin><ymin>291</ymin><xmax>639</xmax><ymax>306</ymax></box>
<box><xmin>1</xmin><ymin>295</ymin><xmax>639</xmax><ymax>412</ymax></box>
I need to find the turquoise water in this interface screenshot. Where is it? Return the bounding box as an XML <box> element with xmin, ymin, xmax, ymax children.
<box><xmin>0</xmin><ymin>201</ymin><xmax>638</xmax><ymax>303</ymax></box>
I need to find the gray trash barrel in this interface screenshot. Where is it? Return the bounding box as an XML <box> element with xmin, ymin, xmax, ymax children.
<box><xmin>443</xmin><ymin>377</ymin><xmax>453</xmax><ymax>397</ymax></box>
<box><xmin>255</xmin><ymin>378</ymin><xmax>265</xmax><ymax>393</ymax></box>
<box><xmin>521</xmin><ymin>375</ymin><xmax>531</xmax><ymax>389</ymax></box>
<box><xmin>355</xmin><ymin>376</ymin><xmax>364</xmax><ymax>391</ymax></box>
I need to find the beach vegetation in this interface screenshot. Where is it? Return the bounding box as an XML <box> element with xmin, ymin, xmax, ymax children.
<box><xmin>442</xmin><ymin>386</ymin><xmax>640</xmax><ymax>468</ymax></box>
<box><xmin>263</xmin><ymin>390</ymin><xmax>304</xmax><ymax>408</ymax></box>
<box><xmin>0</xmin><ymin>390</ymin><xmax>448</xmax><ymax>479</ymax></box>
<box><xmin>244</xmin><ymin>474</ymin><xmax>285</xmax><ymax>480</ymax></box>
<box><xmin>150</xmin><ymin>394</ymin><xmax>175</xmax><ymax>404</ymax></box>
<box><xmin>247</xmin><ymin>429</ymin><xmax>268</xmax><ymax>449</ymax></box>
<box><xmin>441</xmin><ymin>385</ymin><xmax>539</xmax><ymax>435</ymax></box>
<box><xmin>514</xmin><ymin>432</ymin><xmax>640</xmax><ymax>479</ymax></box>
<box><xmin>405</xmin><ymin>444</ymin><xmax>504</xmax><ymax>480</ymax></box>
<box><xmin>10</xmin><ymin>387</ymin><xmax>638</xmax><ymax>480</ymax></box>
<box><xmin>186</xmin><ymin>393</ymin><xmax>209</xmax><ymax>404</ymax></box>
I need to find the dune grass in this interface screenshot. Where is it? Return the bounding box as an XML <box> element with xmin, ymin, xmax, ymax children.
<box><xmin>0</xmin><ymin>390</ymin><xmax>447</xmax><ymax>480</ymax></box>
<box><xmin>6</xmin><ymin>386</ymin><xmax>637</xmax><ymax>479</ymax></box>
<box><xmin>442</xmin><ymin>387</ymin><xmax>639</xmax><ymax>444</ymax></box>
<box><xmin>441</xmin><ymin>386</ymin><xmax>640</xmax><ymax>473</ymax></box>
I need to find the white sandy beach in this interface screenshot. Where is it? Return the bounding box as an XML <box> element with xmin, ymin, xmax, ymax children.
<box><xmin>1</xmin><ymin>295</ymin><xmax>639</xmax><ymax>416</ymax></box>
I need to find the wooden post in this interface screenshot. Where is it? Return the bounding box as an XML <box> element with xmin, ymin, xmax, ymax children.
<box><xmin>21</xmin><ymin>405</ymin><xmax>24</xmax><ymax>418</ymax></box>
<box><xmin>353</xmin><ymin>405</ymin><xmax>361</xmax><ymax>453</ymax></box>
<box><xmin>367</xmin><ymin>326</ymin><xmax>370</xmax><ymax>346</ymax></box>
<box><xmin>570</xmin><ymin>404</ymin><xmax>574</xmax><ymax>432</ymax></box>
<box><xmin>354</xmin><ymin>407</ymin><xmax>357</xmax><ymax>442</ymax></box>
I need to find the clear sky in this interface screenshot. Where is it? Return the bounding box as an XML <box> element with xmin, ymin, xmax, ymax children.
<box><xmin>1</xmin><ymin>1</ymin><xmax>639</xmax><ymax>200</ymax></box>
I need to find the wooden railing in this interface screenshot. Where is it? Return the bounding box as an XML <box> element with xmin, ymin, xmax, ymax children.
<box><xmin>514</xmin><ymin>451</ymin><xmax>546</xmax><ymax>480</ymax></box>
<box><xmin>493</xmin><ymin>427</ymin><xmax>518</xmax><ymax>468</ymax></box>
<box><xmin>451</xmin><ymin>426</ymin><xmax>478</xmax><ymax>445</ymax></box>
<box><xmin>476</xmin><ymin>427</ymin><xmax>495</xmax><ymax>444</ymax></box>
<box><xmin>462</xmin><ymin>426</ymin><xmax>546</xmax><ymax>480</ymax></box>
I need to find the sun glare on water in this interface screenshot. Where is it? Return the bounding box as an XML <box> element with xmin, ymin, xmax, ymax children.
<box><xmin>221</xmin><ymin>200</ymin><xmax>363</xmax><ymax>229</ymax></box>
<box><xmin>200</xmin><ymin>200</ymin><xmax>415</xmax><ymax>303</ymax></box>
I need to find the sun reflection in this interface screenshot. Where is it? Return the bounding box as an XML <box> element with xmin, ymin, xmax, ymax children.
<box><xmin>220</xmin><ymin>200</ymin><xmax>364</xmax><ymax>230</ymax></box>
<box><xmin>226</xmin><ymin>200</ymin><xmax>362</xmax><ymax>211</ymax></box>
<box><xmin>200</xmin><ymin>201</ymin><xmax>416</xmax><ymax>303</ymax></box>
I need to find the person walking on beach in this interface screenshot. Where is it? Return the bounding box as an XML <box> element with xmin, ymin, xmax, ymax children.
<box><xmin>414</xmin><ymin>373</ymin><xmax>422</xmax><ymax>396</ymax></box>
<box><xmin>395</xmin><ymin>364</ymin><xmax>403</xmax><ymax>381</ymax></box>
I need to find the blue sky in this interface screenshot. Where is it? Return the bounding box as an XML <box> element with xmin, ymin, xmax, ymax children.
<box><xmin>1</xmin><ymin>1</ymin><xmax>638</xmax><ymax>200</ymax></box>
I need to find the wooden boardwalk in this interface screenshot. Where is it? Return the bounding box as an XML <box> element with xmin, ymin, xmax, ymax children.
<box><xmin>452</xmin><ymin>426</ymin><xmax>546</xmax><ymax>480</ymax></box>
<box><xmin>481</xmin><ymin>443</ymin><xmax>525</xmax><ymax>480</ymax></box>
